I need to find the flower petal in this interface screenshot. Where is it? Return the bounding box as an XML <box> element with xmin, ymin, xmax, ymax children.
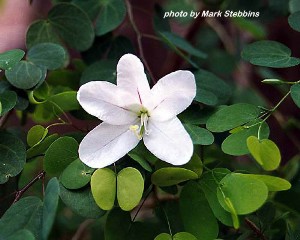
<box><xmin>143</xmin><ymin>117</ymin><xmax>193</xmax><ymax>165</ymax></box>
<box><xmin>79</xmin><ymin>122</ymin><xmax>140</xmax><ymax>168</ymax></box>
<box><xmin>77</xmin><ymin>81</ymin><xmax>138</xmax><ymax>125</ymax></box>
<box><xmin>117</xmin><ymin>54</ymin><xmax>151</xmax><ymax>105</ymax></box>
<box><xmin>149</xmin><ymin>70</ymin><xmax>196</xmax><ymax>121</ymax></box>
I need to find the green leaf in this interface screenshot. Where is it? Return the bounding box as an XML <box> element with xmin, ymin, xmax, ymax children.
<box><xmin>289</xmin><ymin>0</ymin><xmax>300</xmax><ymax>13</ymax></box>
<box><xmin>194</xmin><ymin>69</ymin><xmax>231</xmax><ymax>106</ymax></box>
<box><xmin>0</xmin><ymin>132</ymin><xmax>26</xmax><ymax>184</ymax></box>
<box><xmin>27</xmin><ymin>134</ymin><xmax>59</xmax><ymax>159</ymax></box>
<box><xmin>60</xmin><ymin>158</ymin><xmax>94</xmax><ymax>189</ymax></box>
<box><xmin>95</xmin><ymin>0</ymin><xmax>126</xmax><ymax>36</ymax></box>
<box><xmin>26</xmin><ymin>20</ymin><xmax>62</xmax><ymax>49</ymax></box>
<box><xmin>232</xmin><ymin>18</ymin><xmax>266</xmax><ymax>39</ymax></box>
<box><xmin>27</xmin><ymin>43</ymin><xmax>67</xmax><ymax>70</ymax></box>
<box><xmin>289</xmin><ymin>11</ymin><xmax>300</xmax><ymax>32</ymax></box>
<box><xmin>180</xmin><ymin>181</ymin><xmax>219</xmax><ymax>240</ymax></box>
<box><xmin>3</xmin><ymin>230</ymin><xmax>35</xmax><ymax>240</ymax></box>
<box><xmin>206</xmin><ymin>103</ymin><xmax>261</xmax><ymax>132</ymax></box>
<box><xmin>105</xmin><ymin>208</ymin><xmax>132</xmax><ymax>240</ymax></box>
<box><xmin>291</xmin><ymin>83</ymin><xmax>300</xmax><ymax>108</ymax></box>
<box><xmin>242</xmin><ymin>40</ymin><xmax>300</xmax><ymax>68</ymax></box>
<box><xmin>199</xmin><ymin>169</ymin><xmax>233</xmax><ymax>227</ymax></box>
<box><xmin>154</xmin><ymin>233</ymin><xmax>172</xmax><ymax>240</ymax></box>
<box><xmin>27</xmin><ymin>125</ymin><xmax>48</xmax><ymax>147</ymax></box>
<box><xmin>91</xmin><ymin>168</ymin><xmax>116</xmax><ymax>210</ymax></box>
<box><xmin>43</xmin><ymin>178</ymin><xmax>59</xmax><ymax>240</ymax></box>
<box><xmin>217</xmin><ymin>173</ymin><xmax>268</xmax><ymax>215</ymax></box>
<box><xmin>246</xmin><ymin>174</ymin><xmax>291</xmax><ymax>191</ymax></box>
<box><xmin>247</xmin><ymin>136</ymin><xmax>281</xmax><ymax>171</ymax></box>
<box><xmin>0</xmin><ymin>196</ymin><xmax>43</xmax><ymax>239</ymax></box>
<box><xmin>221</xmin><ymin>121</ymin><xmax>270</xmax><ymax>156</ymax></box>
<box><xmin>48</xmin><ymin>3</ymin><xmax>95</xmax><ymax>51</ymax></box>
<box><xmin>159</xmin><ymin>31</ymin><xmax>207</xmax><ymax>59</ymax></box>
<box><xmin>80</xmin><ymin>60</ymin><xmax>116</xmax><ymax>85</ymax></box>
<box><xmin>0</xmin><ymin>91</ymin><xmax>17</xmax><ymax>116</ymax></box>
<box><xmin>59</xmin><ymin>184</ymin><xmax>105</xmax><ymax>218</ymax></box>
<box><xmin>33</xmin><ymin>91</ymin><xmax>80</xmax><ymax>122</ymax></box>
<box><xmin>184</xmin><ymin>124</ymin><xmax>214</xmax><ymax>145</ymax></box>
<box><xmin>0</xmin><ymin>49</ymin><xmax>25</xmax><ymax>70</ymax></box>
<box><xmin>44</xmin><ymin>136</ymin><xmax>79</xmax><ymax>175</ymax></box>
<box><xmin>5</xmin><ymin>61</ymin><xmax>43</xmax><ymax>89</ymax></box>
<box><xmin>182</xmin><ymin>153</ymin><xmax>203</xmax><ymax>177</ymax></box>
<box><xmin>173</xmin><ymin>232</ymin><xmax>198</xmax><ymax>240</ymax></box>
<box><xmin>151</xmin><ymin>167</ymin><xmax>198</xmax><ymax>187</ymax></box>
<box><xmin>72</xmin><ymin>0</ymin><xmax>101</xmax><ymax>20</ymax></box>
<box><xmin>117</xmin><ymin>167</ymin><xmax>144</xmax><ymax>211</ymax></box>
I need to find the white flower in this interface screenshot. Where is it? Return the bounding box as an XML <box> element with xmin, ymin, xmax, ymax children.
<box><xmin>77</xmin><ymin>54</ymin><xmax>196</xmax><ymax>168</ymax></box>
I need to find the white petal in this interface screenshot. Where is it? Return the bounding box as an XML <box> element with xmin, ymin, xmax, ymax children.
<box><xmin>79</xmin><ymin>123</ymin><xmax>140</xmax><ymax>168</ymax></box>
<box><xmin>149</xmin><ymin>70</ymin><xmax>196</xmax><ymax>122</ymax></box>
<box><xmin>117</xmin><ymin>54</ymin><xmax>151</xmax><ymax>106</ymax></box>
<box><xmin>77</xmin><ymin>81</ymin><xmax>138</xmax><ymax>125</ymax></box>
<box><xmin>143</xmin><ymin>117</ymin><xmax>193</xmax><ymax>165</ymax></box>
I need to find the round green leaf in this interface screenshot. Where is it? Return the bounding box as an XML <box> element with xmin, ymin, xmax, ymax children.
<box><xmin>154</xmin><ymin>233</ymin><xmax>172</xmax><ymax>240</ymax></box>
<box><xmin>198</xmin><ymin>169</ymin><xmax>233</xmax><ymax>227</ymax></box>
<box><xmin>206</xmin><ymin>103</ymin><xmax>261</xmax><ymax>132</ymax></box>
<box><xmin>26</xmin><ymin>134</ymin><xmax>59</xmax><ymax>160</ymax></box>
<box><xmin>80</xmin><ymin>60</ymin><xmax>116</xmax><ymax>85</ymax></box>
<box><xmin>117</xmin><ymin>167</ymin><xmax>144</xmax><ymax>211</ymax></box>
<box><xmin>43</xmin><ymin>178</ymin><xmax>60</xmax><ymax>240</ymax></box>
<box><xmin>44</xmin><ymin>136</ymin><xmax>79</xmax><ymax>175</ymax></box>
<box><xmin>48</xmin><ymin>3</ymin><xmax>95</xmax><ymax>51</ymax></box>
<box><xmin>291</xmin><ymin>83</ymin><xmax>300</xmax><ymax>108</ymax></box>
<box><xmin>0</xmin><ymin>49</ymin><xmax>25</xmax><ymax>70</ymax></box>
<box><xmin>289</xmin><ymin>11</ymin><xmax>300</xmax><ymax>32</ymax></box>
<box><xmin>194</xmin><ymin>69</ymin><xmax>232</xmax><ymax>106</ymax></box>
<box><xmin>0</xmin><ymin>132</ymin><xmax>26</xmax><ymax>184</ymax></box>
<box><xmin>180</xmin><ymin>181</ymin><xmax>219</xmax><ymax>240</ymax></box>
<box><xmin>221</xmin><ymin>121</ymin><xmax>270</xmax><ymax>156</ymax></box>
<box><xmin>247</xmin><ymin>136</ymin><xmax>281</xmax><ymax>171</ymax></box>
<box><xmin>27</xmin><ymin>43</ymin><xmax>67</xmax><ymax>70</ymax></box>
<box><xmin>26</xmin><ymin>20</ymin><xmax>62</xmax><ymax>49</ymax></box>
<box><xmin>5</xmin><ymin>60</ymin><xmax>43</xmax><ymax>89</ymax></box>
<box><xmin>184</xmin><ymin>124</ymin><xmax>214</xmax><ymax>145</ymax></box>
<box><xmin>60</xmin><ymin>158</ymin><xmax>94</xmax><ymax>189</ymax></box>
<box><xmin>95</xmin><ymin>0</ymin><xmax>126</xmax><ymax>36</ymax></box>
<box><xmin>0</xmin><ymin>90</ymin><xmax>17</xmax><ymax>116</ymax></box>
<box><xmin>242</xmin><ymin>40</ymin><xmax>300</xmax><ymax>68</ymax></box>
<box><xmin>182</xmin><ymin>153</ymin><xmax>203</xmax><ymax>177</ymax></box>
<box><xmin>289</xmin><ymin>0</ymin><xmax>300</xmax><ymax>13</ymax></box>
<box><xmin>59</xmin><ymin>184</ymin><xmax>105</xmax><ymax>218</ymax></box>
<box><xmin>27</xmin><ymin>125</ymin><xmax>48</xmax><ymax>147</ymax></box>
<box><xmin>174</xmin><ymin>232</ymin><xmax>198</xmax><ymax>240</ymax></box>
<box><xmin>0</xmin><ymin>196</ymin><xmax>43</xmax><ymax>239</ymax></box>
<box><xmin>246</xmin><ymin>174</ymin><xmax>291</xmax><ymax>191</ymax></box>
<box><xmin>4</xmin><ymin>230</ymin><xmax>35</xmax><ymax>240</ymax></box>
<box><xmin>91</xmin><ymin>168</ymin><xmax>116</xmax><ymax>210</ymax></box>
<box><xmin>217</xmin><ymin>173</ymin><xmax>268</xmax><ymax>215</ymax></box>
<box><xmin>151</xmin><ymin>167</ymin><xmax>198</xmax><ymax>187</ymax></box>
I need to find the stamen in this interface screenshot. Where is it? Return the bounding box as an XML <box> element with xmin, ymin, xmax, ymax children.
<box><xmin>129</xmin><ymin>125</ymin><xmax>142</xmax><ymax>140</ymax></box>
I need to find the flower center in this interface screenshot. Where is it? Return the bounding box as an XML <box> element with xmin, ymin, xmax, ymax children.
<box><xmin>129</xmin><ymin>108</ymin><xmax>150</xmax><ymax>140</ymax></box>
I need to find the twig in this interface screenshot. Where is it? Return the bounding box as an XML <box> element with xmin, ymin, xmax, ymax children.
<box><xmin>13</xmin><ymin>171</ymin><xmax>45</xmax><ymax>203</ymax></box>
<box><xmin>125</xmin><ymin>0</ymin><xmax>157</xmax><ymax>84</ymax></box>
<box><xmin>205</xmin><ymin>18</ymin><xmax>235</xmax><ymax>54</ymax></box>
<box><xmin>245</xmin><ymin>218</ymin><xmax>268</xmax><ymax>240</ymax></box>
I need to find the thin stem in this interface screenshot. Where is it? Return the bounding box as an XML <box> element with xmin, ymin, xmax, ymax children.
<box><xmin>132</xmin><ymin>184</ymin><xmax>153</xmax><ymax>222</ymax></box>
<box><xmin>161</xmin><ymin>206</ymin><xmax>172</xmax><ymax>236</ymax></box>
<box><xmin>125</xmin><ymin>0</ymin><xmax>156</xmax><ymax>84</ymax></box>
<box><xmin>13</xmin><ymin>171</ymin><xmax>45</xmax><ymax>203</ymax></box>
<box><xmin>245</xmin><ymin>218</ymin><xmax>268</xmax><ymax>240</ymax></box>
<box><xmin>270</xmin><ymin>90</ymin><xmax>291</xmax><ymax>113</ymax></box>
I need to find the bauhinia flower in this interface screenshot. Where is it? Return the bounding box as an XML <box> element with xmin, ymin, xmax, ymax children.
<box><xmin>77</xmin><ymin>54</ymin><xmax>196</xmax><ymax>168</ymax></box>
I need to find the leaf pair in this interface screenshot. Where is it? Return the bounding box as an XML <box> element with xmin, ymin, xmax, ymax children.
<box><xmin>91</xmin><ymin>167</ymin><xmax>144</xmax><ymax>211</ymax></box>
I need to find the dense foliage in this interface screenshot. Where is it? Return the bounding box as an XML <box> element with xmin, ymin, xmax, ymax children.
<box><xmin>0</xmin><ymin>0</ymin><xmax>300</xmax><ymax>239</ymax></box>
